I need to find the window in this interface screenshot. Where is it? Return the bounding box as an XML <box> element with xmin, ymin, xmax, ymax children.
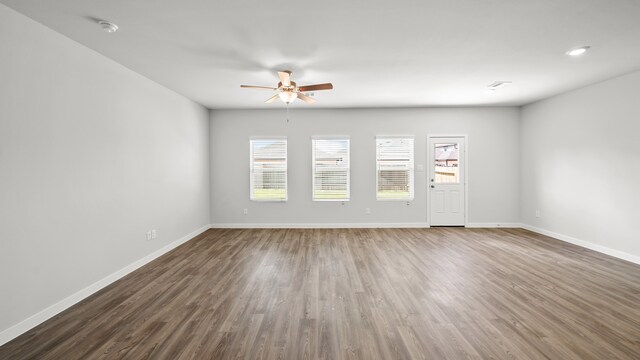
<box><xmin>250</xmin><ymin>138</ymin><xmax>287</xmax><ymax>201</ymax></box>
<box><xmin>312</xmin><ymin>137</ymin><xmax>350</xmax><ymax>201</ymax></box>
<box><xmin>376</xmin><ymin>136</ymin><xmax>414</xmax><ymax>200</ymax></box>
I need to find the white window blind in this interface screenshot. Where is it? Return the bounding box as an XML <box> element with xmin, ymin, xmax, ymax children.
<box><xmin>312</xmin><ymin>137</ymin><xmax>350</xmax><ymax>201</ymax></box>
<box><xmin>376</xmin><ymin>136</ymin><xmax>414</xmax><ymax>200</ymax></box>
<box><xmin>250</xmin><ymin>138</ymin><xmax>287</xmax><ymax>201</ymax></box>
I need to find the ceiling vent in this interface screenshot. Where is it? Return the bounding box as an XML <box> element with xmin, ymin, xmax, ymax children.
<box><xmin>485</xmin><ymin>81</ymin><xmax>512</xmax><ymax>93</ymax></box>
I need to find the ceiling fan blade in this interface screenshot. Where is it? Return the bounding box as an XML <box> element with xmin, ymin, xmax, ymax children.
<box><xmin>296</xmin><ymin>92</ymin><xmax>317</xmax><ymax>104</ymax></box>
<box><xmin>241</xmin><ymin>85</ymin><xmax>277</xmax><ymax>90</ymax></box>
<box><xmin>265</xmin><ymin>94</ymin><xmax>280</xmax><ymax>103</ymax></box>
<box><xmin>298</xmin><ymin>83</ymin><xmax>333</xmax><ymax>92</ymax></box>
<box><xmin>278</xmin><ymin>71</ymin><xmax>292</xmax><ymax>87</ymax></box>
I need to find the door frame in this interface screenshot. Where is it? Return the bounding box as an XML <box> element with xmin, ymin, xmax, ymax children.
<box><xmin>426</xmin><ymin>134</ymin><xmax>468</xmax><ymax>227</ymax></box>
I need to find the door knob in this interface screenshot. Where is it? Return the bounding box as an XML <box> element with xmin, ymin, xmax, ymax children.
<box><xmin>430</xmin><ymin>185</ymin><xmax>435</xmax><ymax>188</ymax></box>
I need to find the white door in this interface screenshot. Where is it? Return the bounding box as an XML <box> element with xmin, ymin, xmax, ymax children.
<box><xmin>428</xmin><ymin>137</ymin><xmax>465</xmax><ymax>226</ymax></box>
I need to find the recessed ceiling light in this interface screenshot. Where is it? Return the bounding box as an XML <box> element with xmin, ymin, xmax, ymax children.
<box><xmin>566</xmin><ymin>46</ymin><xmax>590</xmax><ymax>57</ymax></box>
<box><xmin>98</xmin><ymin>20</ymin><xmax>118</xmax><ymax>33</ymax></box>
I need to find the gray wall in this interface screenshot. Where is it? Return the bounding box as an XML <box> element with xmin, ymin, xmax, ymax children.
<box><xmin>520</xmin><ymin>70</ymin><xmax>640</xmax><ymax>259</ymax></box>
<box><xmin>0</xmin><ymin>4</ymin><xmax>210</xmax><ymax>334</ymax></box>
<box><xmin>210</xmin><ymin>107</ymin><xmax>520</xmax><ymax>226</ymax></box>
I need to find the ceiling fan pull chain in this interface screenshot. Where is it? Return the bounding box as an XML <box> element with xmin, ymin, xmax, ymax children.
<box><xmin>286</xmin><ymin>103</ymin><xmax>290</xmax><ymax>123</ymax></box>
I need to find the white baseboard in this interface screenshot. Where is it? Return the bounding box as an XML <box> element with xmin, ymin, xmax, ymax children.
<box><xmin>466</xmin><ymin>222</ymin><xmax>521</xmax><ymax>228</ymax></box>
<box><xmin>211</xmin><ymin>222</ymin><xmax>524</xmax><ymax>229</ymax></box>
<box><xmin>521</xmin><ymin>224</ymin><xmax>640</xmax><ymax>265</ymax></box>
<box><xmin>210</xmin><ymin>222</ymin><xmax>431</xmax><ymax>229</ymax></box>
<box><xmin>0</xmin><ymin>225</ymin><xmax>210</xmax><ymax>347</ymax></box>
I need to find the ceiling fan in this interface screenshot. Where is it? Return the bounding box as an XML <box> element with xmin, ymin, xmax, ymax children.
<box><xmin>240</xmin><ymin>70</ymin><xmax>333</xmax><ymax>105</ymax></box>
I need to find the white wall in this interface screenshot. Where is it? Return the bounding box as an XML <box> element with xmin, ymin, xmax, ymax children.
<box><xmin>210</xmin><ymin>107</ymin><xmax>520</xmax><ymax>226</ymax></box>
<box><xmin>520</xmin><ymin>70</ymin><xmax>640</xmax><ymax>261</ymax></box>
<box><xmin>0</xmin><ymin>4</ymin><xmax>210</xmax><ymax>338</ymax></box>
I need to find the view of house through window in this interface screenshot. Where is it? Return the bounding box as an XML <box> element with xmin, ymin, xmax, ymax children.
<box><xmin>250</xmin><ymin>138</ymin><xmax>287</xmax><ymax>201</ymax></box>
<box><xmin>434</xmin><ymin>143</ymin><xmax>459</xmax><ymax>183</ymax></box>
<box><xmin>312</xmin><ymin>137</ymin><xmax>350</xmax><ymax>201</ymax></box>
<box><xmin>376</xmin><ymin>137</ymin><xmax>414</xmax><ymax>200</ymax></box>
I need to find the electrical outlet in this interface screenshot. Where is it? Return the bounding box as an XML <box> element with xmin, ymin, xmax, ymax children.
<box><xmin>151</xmin><ymin>229</ymin><xmax>157</xmax><ymax>239</ymax></box>
<box><xmin>365</xmin><ymin>208</ymin><xmax>371</xmax><ymax>214</ymax></box>
<box><xmin>535</xmin><ymin>210</ymin><xmax>541</xmax><ymax>218</ymax></box>
<box><xmin>146</xmin><ymin>231</ymin><xmax>152</xmax><ymax>241</ymax></box>
<box><xmin>243</xmin><ymin>208</ymin><xmax>248</xmax><ymax>215</ymax></box>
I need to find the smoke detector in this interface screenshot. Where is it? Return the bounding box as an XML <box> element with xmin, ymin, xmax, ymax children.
<box><xmin>98</xmin><ymin>20</ymin><xmax>118</xmax><ymax>33</ymax></box>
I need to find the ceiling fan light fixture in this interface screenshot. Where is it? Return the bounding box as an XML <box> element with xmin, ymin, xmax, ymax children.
<box><xmin>278</xmin><ymin>91</ymin><xmax>298</xmax><ymax>104</ymax></box>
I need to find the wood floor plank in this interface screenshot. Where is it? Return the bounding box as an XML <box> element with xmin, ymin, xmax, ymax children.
<box><xmin>1</xmin><ymin>228</ymin><xmax>640</xmax><ymax>359</ymax></box>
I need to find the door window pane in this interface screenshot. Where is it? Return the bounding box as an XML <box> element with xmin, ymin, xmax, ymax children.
<box><xmin>434</xmin><ymin>143</ymin><xmax>459</xmax><ymax>183</ymax></box>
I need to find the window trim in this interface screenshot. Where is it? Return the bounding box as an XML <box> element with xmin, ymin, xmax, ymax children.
<box><xmin>311</xmin><ymin>136</ymin><xmax>351</xmax><ymax>202</ymax></box>
<box><xmin>249</xmin><ymin>136</ymin><xmax>288</xmax><ymax>202</ymax></box>
<box><xmin>375</xmin><ymin>135</ymin><xmax>415</xmax><ymax>201</ymax></box>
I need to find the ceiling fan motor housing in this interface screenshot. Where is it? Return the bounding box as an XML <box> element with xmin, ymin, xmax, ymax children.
<box><xmin>278</xmin><ymin>81</ymin><xmax>297</xmax><ymax>90</ymax></box>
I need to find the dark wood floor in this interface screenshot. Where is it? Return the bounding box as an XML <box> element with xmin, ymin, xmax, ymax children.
<box><xmin>1</xmin><ymin>228</ymin><xmax>640</xmax><ymax>359</ymax></box>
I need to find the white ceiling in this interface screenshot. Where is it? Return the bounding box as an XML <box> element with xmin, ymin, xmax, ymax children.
<box><xmin>3</xmin><ymin>0</ymin><xmax>640</xmax><ymax>109</ymax></box>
